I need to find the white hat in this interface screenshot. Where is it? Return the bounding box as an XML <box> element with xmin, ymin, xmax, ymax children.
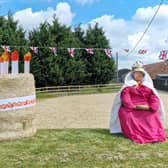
<box><xmin>132</xmin><ymin>61</ymin><xmax>145</xmax><ymax>74</ymax></box>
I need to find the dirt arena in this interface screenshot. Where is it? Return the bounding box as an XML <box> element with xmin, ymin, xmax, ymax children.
<box><xmin>35</xmin><ymin>91</ymin><xmax>168</xmax><ymax>129</ymax></box>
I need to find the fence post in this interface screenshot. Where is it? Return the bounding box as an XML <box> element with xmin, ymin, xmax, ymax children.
<box><xmin>116</xmin><ymin>52</ymin><xmax>119</xmax><ymax>83</ymax></box>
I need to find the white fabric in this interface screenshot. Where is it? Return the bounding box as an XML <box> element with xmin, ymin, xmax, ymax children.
<box><xmin>12</xmin><ymin>61</ymin><xmax>18</xmax><ymax>74</ymax></box>
<box><xmin>0</xmin><ymin>63</ymin><xmax>4</xmax><ymax>74</ymax></box>
<box><xmin>0</xmin><ymin>95</ymin><xmax>36</xmax><ymax>111</ymax></box>
<box><xmin>3</xmin><ymin>61</ymin><xmax>9</xmax><ymax>74</ymax></box>
<box><xmin>109</xmin><ymin>71</ymin><xmax>166</xmax><ymax>134</ymax></box>
<box><xmin>24</xmin><ymin>61</ymin><xmax>30</xmax><ymax>73</ymax></box>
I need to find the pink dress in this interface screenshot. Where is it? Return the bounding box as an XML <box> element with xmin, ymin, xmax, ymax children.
<box><xmin>119</xmin><ymin>84</ymin><xmax>166</xmax><ymax>144</ymax></box>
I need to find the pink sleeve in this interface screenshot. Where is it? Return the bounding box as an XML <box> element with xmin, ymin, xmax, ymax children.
<box><xmin>148</xmin><ymin>90</ymin><xmax>160</xmax><ymax>112</ymax></box>
<box><xmin>120</xmin><ymin>87</ymin><xmax>135</xmax><ymax>109</ymax></box>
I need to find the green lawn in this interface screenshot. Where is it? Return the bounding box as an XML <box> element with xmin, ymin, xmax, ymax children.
<box><xmin>0</xmin><ymin>129</ymin><xmax>167</xmax><ymax>168</ymax></box>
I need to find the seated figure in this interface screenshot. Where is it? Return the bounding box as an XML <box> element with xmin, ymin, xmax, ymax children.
<box><xmin>109</xmin><ymin>61</ymin><xmax>166</xmax><ymax>144</ymax></box>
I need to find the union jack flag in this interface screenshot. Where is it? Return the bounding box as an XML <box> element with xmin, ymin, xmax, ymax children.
<box><xmin>30</xmin><ymin>47</ymin><xmax>38</xmax><ymax>54</ymax></box>
<box><xmin>1</xmin><ymin>45</ymin><xmax>10</xmax><ymax>52</ymax></box>
<box><xmin>138</xmin><ymin>49</ymin><xmax>148</xmax><ymax>54</ymax></box>
<box><xmin>86</xmin><ymin>48</ymin><xmax>94</xmax><ymax>55</ymax></box>
<box><xmin>104</xmin><ymin>49</ymin><xmax>112</xmax><ymax>58</ymax></box>
<box><xmin>49</xmin><ymin>47</ymin><xmax>57</xmax><ymax>56</ymax></box>
<box><xmin>123</xmin><ymin>48</ymin><xmax>129</xmax><ymax>53</ymax></box>
<box><xmin>159</xmin><ymin>50</ymin><xmax>167</xmax><ymax>60</ymax></box>
<box><xmin>67</xmin><ymin>48</ymin><xmax>75</xmax><ymax>57</ymax></box>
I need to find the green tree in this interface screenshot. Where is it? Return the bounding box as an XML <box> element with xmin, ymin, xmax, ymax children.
<box><xmin>29</xmin><ymin>18</ymin><xmax>86</xmax><ymax>86</ymax></box>
<box><xmin>83</xmin><ymin>23</ymin><xmax>115</xmax><ymax>84</ymax></box>
<box><xmin>29</xmin><ymin>21</ymin><xmax>52</xmax><ymax>86</ymax></box>
<box><xmin>0</xmin><ymin>14</ymin><xmax>28</xmax><ymax>72</ymax></box>
<box><xmin>0</xmin><ymin>14</ymin><xmax>115</xmax><ymax>87</ymax></box>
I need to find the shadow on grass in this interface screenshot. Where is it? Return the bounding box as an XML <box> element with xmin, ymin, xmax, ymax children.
<box><xmin>89</xmin><ymin>128</ymin><xmax>168</xmax><ymax>137</ymax></box>
<box><xmin>87</xmin><ymin>128</ymin><xmax>125</xmax><ymax>138</ymax></box>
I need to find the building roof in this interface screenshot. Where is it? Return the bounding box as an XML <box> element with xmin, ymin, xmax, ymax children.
<box><xmin>144</xmin><ymin>61</ymin><xmax>168</xmax><ymax>79</ymax></box>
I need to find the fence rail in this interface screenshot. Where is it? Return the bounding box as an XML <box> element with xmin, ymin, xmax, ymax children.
<box><xmin>36</xmin><ymin>83</ymin><xmax>122</xmax><ymax>97</ymax></box>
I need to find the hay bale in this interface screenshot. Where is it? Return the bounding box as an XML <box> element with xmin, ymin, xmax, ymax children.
<box><xmin>0</xmin><ymin>73</ymin><xmax>36</xmax><ymax>141</ymax></box>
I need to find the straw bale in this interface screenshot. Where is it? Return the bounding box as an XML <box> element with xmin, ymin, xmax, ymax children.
<box><xmin>0</xmin><ymin>73</ymin><xmax>36</xmax><ymax>141</ymax></box>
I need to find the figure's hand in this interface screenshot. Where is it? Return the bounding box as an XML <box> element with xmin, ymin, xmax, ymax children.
<box><xmin>135</xmin><ymin>105</ymin><xmax>150</xmax><ymax>110</ymax></box>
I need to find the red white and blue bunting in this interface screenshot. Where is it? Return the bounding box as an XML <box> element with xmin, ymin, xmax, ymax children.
<box><xmin>0</xmin><ymin>45</ymin><xmax>168</xmax><ymax>60</ymax></box>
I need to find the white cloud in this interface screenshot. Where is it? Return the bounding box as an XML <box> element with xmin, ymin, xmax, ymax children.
<box><xmin>128</xmin><ymin>32</ymin><xmax>150</xmax><ymax>48</ymax></box>
<box><xmin>13</xmin><ymin>3</ymin><xmax>168</xmax><ymax>69</ymax></box>
<box><xmin>55</xmin><ymin>2</ymin><xmax>75</xmax><ymax>25</ymax></box>
<box><xmin>13</xmin><ymin>2</ymin><xmax>75</xmax><ymax>32</ymax></box>
<box><xmin>85</xmin><ymin>5</ymin><xmax>168</xmax><ymax>69</ymax></box>
<box><xmin>75</xmin><ymin>0</ymin><xmax>99</xmax><ymax>5</ymax></box>
<box><xmin>90</xmin><ymin>15</ymin><xmax>127</xmax><ymax>48</ymax></box>
<box><xmin>133</xmin><ymin>5</ymin><xmax>168</xmax><ymax>24</ymax></box>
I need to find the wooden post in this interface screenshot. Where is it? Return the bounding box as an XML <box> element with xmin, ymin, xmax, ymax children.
<box><xmin>116</xmin><ymin>52</ymin><xmax>119</xmax><ymax>83</ymax></box>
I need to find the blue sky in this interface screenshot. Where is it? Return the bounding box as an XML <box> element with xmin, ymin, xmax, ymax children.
<box><xmin>1</xmin><ymin>0</ymin><xmax>168</xmax><ymax>68</ymax></box>
<box><xmin>0</xmin><ymin>0</ymin><xmax>166</xmax><ymax>24</ymax></box>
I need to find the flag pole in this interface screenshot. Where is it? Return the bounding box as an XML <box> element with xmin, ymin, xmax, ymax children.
<box><xmin>116</xmin><ymin>52</ymin><xmax>119</xmax><ymax>82</ymax></box>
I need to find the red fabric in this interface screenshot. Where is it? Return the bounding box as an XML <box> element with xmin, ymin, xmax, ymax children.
<box><xmin>119</xmin><ymin>84</ymin><xmax>166</xmax><ymax>144</ymax></box>
<box><xmin>11</xmin><ymin>50</ymin><xmax>19</xmax><ymax>61</ymax></box>
<box><xmin>24</xmin><ymin>52</ymin><xmax>31</xmax><ymax>61</ymax></box>
<box><xmin>0</xmin><ymin>57</ymin><xmax>4</xmax><ymax>63</ymax></box>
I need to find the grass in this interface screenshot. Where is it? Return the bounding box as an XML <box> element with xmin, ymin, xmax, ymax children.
<box><xmin>0</xmin><ymin>129</ymin><xmax>168</xmax><ymax>168</ymax></box>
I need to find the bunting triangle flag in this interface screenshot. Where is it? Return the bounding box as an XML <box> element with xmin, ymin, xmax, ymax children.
<box><xmin>86</xmin><ymin>48</ymin><xmax>94</xmax><ymax>54</ymax></box>
<box><xmin>30</xmin><ymin>47</ymin><xmax>38</xmax><ymax>54</ymax></box>
<box><xmin>159</xmin><ymin>50</ymin><xmax>167</xmax><ymax>60</ymax></box>
<box><xmin>49</xmin><ymin>47</ymin><xmax>57</xmax><ymax>56</ymax></box>
<box><xmin>1</xmin><ymin>45</ymin><xmax>10</xmax><ymax>52</ymax></box>
<box><xmin>104</xmin><ymin>49</ymin><xmax>112</xmax><ymax>58</ymax></box>
<box><xmin>138</xmin><ymin>49</ymin><xmax>147</xmax><ymax>54</ymax></box>
<box><xmin>123</xmin><ymin>48</ymin><xmax>129</xmax><ymax>53</ymax></box>
<box><xmin>67</xmin><ymin>48</ymin><xmax>74</xmax><ymax>57</ymax></box>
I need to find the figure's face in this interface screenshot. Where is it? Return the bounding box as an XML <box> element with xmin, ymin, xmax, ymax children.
<box><xmin>133</xmin><ymin>71</ymin><xmax>144</xmax><ymax>82</ymax></box>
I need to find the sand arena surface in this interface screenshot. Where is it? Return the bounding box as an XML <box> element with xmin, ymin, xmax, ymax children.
<box><xmin>35</xmin><ymin>91</ymin><xmax>168</xmax><ymax>129</ymax></box>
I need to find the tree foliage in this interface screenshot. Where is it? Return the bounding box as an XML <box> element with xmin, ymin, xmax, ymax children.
<box><xmin>0</xmin><ymin>15</ymin><xmax>116</xmax><ymax>87</ymax></box>
<box><xmin>0</xmin><ymin>14</ymin><xmax>27</xmax><ymax>72</ymax></box>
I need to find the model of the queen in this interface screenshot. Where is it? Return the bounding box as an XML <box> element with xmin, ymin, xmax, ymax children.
<box><xmin>110</xmin><ymin>61</ymin><xmax>166</xmax><ymax>144</ymax></box>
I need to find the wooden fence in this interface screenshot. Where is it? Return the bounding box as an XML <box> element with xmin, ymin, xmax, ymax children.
<box><xmin>36</xmin><ymin>83</ymin><xmax>122</xmax><ymax>97</ymax></box>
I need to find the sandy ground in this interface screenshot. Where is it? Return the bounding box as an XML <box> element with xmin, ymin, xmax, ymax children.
<box><xmin>35</xmin><ymin>91</ymin><xmax>168</xmax><ymax>129</ymax></box>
